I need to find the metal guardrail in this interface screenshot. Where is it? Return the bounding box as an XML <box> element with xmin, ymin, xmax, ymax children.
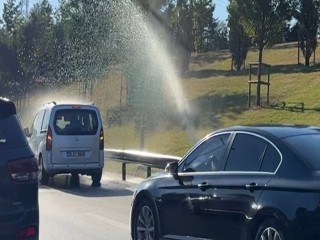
<box><xmin>104</xmin><ymin>149</ymin><xmax>181</xmax><ymax>181</ymax></box>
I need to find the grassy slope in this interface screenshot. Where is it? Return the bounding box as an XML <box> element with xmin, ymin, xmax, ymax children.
<box><xmin>99</xmin><ymin>42</ymin><xmax>320</xmax><ymax>157</ymax></box>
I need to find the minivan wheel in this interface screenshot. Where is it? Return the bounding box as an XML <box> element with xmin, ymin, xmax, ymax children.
<box><xmin>91</xmin><ymin>169</ymin><xmax>102</xmax><ymax>187</ymax></box>
<box><xmin>38</xmin><ymin>156</ymin><xmax>49</xmax><ymax>185</ymax></box>
<box><xmin>132</xmin><ymin>199</ymin><xmax>158</xmax><ymax>240</ymax></box>
<box><xmin>254</xmin><ymin>218</ymin><xmax>286</xmax><ymax>240</ymax></box>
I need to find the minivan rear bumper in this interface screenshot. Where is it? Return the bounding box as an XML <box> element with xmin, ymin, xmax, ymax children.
<box><xmin>46</xmin><ymin>163</ymin><xmax>103</xmax><ymax>175</ymax></box>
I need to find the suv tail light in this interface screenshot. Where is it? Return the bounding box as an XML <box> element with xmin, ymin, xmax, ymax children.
<box><xmin>99</xmin><ymin>127</ymin><xmax>104</xmax><ymax>150</ymax></box>
<box><xmin>46</xmin><ymin>126</ymin><xmax>52</xmax><ymax>150</ymax></box>
<box><xmin>8</xmin><ymin>157</ymin><xmax>38</xmax><ymax>181</ymax></box>
<box><xmin>16</xmin><ymin>226</ymin><xmax>37</xmax><ymax>238</ymax></box>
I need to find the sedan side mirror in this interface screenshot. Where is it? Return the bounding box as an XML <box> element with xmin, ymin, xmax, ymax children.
<box><xmin>165</xmin><ymin>161</ymin><xmax>179</xmax><ymax>179</ymax></box>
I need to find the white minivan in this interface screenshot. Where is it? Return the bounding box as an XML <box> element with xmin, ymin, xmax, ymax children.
<box><xmin>26</xmin><ymin>101</ymin><xmax>104</xmax><ymax>187</ymax></box>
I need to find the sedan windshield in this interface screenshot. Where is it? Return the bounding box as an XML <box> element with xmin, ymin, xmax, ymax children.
<box><xmin>284</xmin><ymin>134</ymin><xmax>320</xmax><ymax>170</ymax></box>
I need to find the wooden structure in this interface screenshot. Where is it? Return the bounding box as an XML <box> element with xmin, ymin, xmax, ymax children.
<box><xmin>248</xmin><ymin>62</ymin><xmax>271</xmax><ymax>107</ymax></box>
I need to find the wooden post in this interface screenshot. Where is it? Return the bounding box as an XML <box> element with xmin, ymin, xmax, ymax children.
<box><xmin>298</xmin><ymin>41</ymin><xmax>300</xmax><ymax>65</ymax></box>
<box><xmin>248</xmin><ymin>64</ymin><xmax>252</xmax><ymax>107</ymax></box>
<box><xmin>267</xmin><ymin>65</ymin><xmax>270</xmax><ymax>105</ymax></box>
<box><xmin>147</xmin><ymin>167</ymin><xmax>151</xmax><ymax>178</ymax></box>
<box><xmin>122</xmin><ymin>162</ymin><xmax>126</xmax><ymax>181</ymax></box>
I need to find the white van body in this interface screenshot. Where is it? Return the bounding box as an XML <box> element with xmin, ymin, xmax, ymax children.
<box><xmin>28</xmin><ymin>102</ymin><xmax>104</xmax><ymax>186</ymax></box>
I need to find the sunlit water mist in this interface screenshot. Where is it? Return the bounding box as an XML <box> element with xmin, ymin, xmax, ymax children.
<box><xmin>22</xmin><ymin>0</ymin><xmax>197</xmax><ymax>146</ymax></box>
<box><xmin>109</xmin><ymin>0</ymin><xmax>196</xmax><ymax>144</ymax></box>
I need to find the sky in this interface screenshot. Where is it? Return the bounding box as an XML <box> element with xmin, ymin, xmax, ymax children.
<box><xmin>0</xmin><ymin>0</ymin><xmax>229</xmax><ymax>22</ymax></box>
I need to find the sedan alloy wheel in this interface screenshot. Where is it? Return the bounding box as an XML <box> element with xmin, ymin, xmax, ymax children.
<box><xmin>134</xmin><ymin>202</ymin><xmax>156</xmax><ymax>240</ymax></box>
<box><xmin>259</xmin><ymin>227</ymin><xmax>282</xmax><ymax>240</ymax></box>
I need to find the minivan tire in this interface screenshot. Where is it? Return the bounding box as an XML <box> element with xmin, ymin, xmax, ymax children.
<box><xmin>39</xmin><ymin>156</ymin><xmax>49</xmax><ymax>185</ymax></box>
<box><xmin>91</xmin><ymin>169</ymin><xmax>102</xmax><ymax>187</ymax></box>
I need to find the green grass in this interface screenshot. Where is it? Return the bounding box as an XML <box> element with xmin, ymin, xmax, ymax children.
<box><xmin>103</xmin><ymin>42</ymin><xmax>320</xmax><ymax>159</ymax></box>
<box><xmin>20</xmin><ymin>42</ymin><xmax>320</xmax><ymax>178</ymax></box>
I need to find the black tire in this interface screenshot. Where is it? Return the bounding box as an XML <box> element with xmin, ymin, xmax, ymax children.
<box><xmin>91</xmin><ymin>169</ymin><xmax>102</xmax><ymax>187</ymax></box>
<box><xmin>38</xmin><ymin>156</ymin><xmax>49</xmax><ymax>185</ymax></box>
<box><xmin>132</xmin><ymin>199</ymin><xmax>159</xmax><ymax>240</ymax></box>
<box><xmin>254</xmin><ymin>218</ymin><xmax>286</xmax><ymax>240</ymax></box>
<box><xmin>70</xmin><ymin>173</ymin><xmax>80</xmax><ymax>188</ymax></box>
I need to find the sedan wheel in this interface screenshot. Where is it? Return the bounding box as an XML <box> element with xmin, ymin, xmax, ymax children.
<box><xmin>133</xmin><ymin>201</ymin><xmax>157</xmax><ymax>240</ymax></box>
<box><xmin>255</xmin><ymin>219</ymin><xmax>285</xmax><ymax>240</ymax></box>
<box><xmin>259</xmin><ymin>227</ymin><xmax>281</xmax><ymax>240</ymax></box>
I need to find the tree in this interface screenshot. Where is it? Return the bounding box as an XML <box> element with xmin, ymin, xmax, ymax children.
<box><xmin>213</xmin><ymin>21</ymin><xmax>229</xmax><ymax>50</ymax></box>
<box><xmin>169</xmin><ymin>0</ymin><xmax>193</xmax><ymax>74</ymax></box>
<box><xmin>228</xmin><ymin>0</ymin><xmax>251</xmax><ymax>71</ymax></box>
<box><xmin>0</xmin><ymin>0</ymin><xmax>24</xmax><ymax>99</ymax></box>
<box><xmin>17</xmin><ymin>0</ymin><xmax>54</xmax><ymax>94</ymax></box>
<box><xmin>2</xmin><ymin>0</ymin><xmax>22</xmax><ymax>47</ymax></box>
<box><xmin>58</xmin><ymin>0</ymin><xmax>117</xmax><ymax>98</ymax></box>
<box><xmin>0</xmin><ymin>38</ymin><xmax>22</xmax><ymax>97</ymax></box>
<box><xmin>283</xmin><ymin>23</ymin><xmax>299</xmax><ymax>42</ymax></box>
<box><xmin>236</xmin><ymin>0</ymin><xmax>293</xmax><ymax>106</ymax></box>
<box><xmin>295</xmin><ymin>0</ymin><xmax>320</xmax><ymax>67</ymax></box>
<box><xmin>193</xmin><ymin>0</ymin><xmax>215</xmax><ymax>53</ymax></box>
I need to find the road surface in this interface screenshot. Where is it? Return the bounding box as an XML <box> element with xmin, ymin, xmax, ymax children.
<box><xmin>39</xmin><ymin>173</ymin><xmax>141</xmax><ymax>240</ymax></box>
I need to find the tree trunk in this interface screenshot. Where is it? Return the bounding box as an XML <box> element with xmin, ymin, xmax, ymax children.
<box><xmin>297</xmin><ymin>41</ymin><xmax>300</xmax><ymax>65</ymax></box>
<box><xmin>305</xmin><ymin>55</ymin><xmax>310</xmax><ymax>67</ymax></box>
<box><xmin>257</xmin><ymin>47</ymin><xmax>263</xmax><ymax>106</ymax></box>
<box><xmin>305</xmin><ymin>33</ymin><xmax>310</xmax><ymax>67</ymax></box>
<box><xmin>231</xmin><ymin>57</ymin><xmax>234</xmax><ymax>71</ymax></box>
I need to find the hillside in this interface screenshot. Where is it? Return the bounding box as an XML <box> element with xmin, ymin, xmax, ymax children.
<box><xmin>102</xmin><ymin>42</ymin><xmax>320</xmax><ymax>156</ymax></box>
<box><xmin>22</xmin><ymin>42</ymin><xmax>320</xmax><ymax>157</ymax></box>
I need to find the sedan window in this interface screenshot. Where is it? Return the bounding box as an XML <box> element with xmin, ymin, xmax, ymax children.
<box><xmin>284</xmin><ymin>134</ymin><xmax>320</xmax><ymax>170</ymax></box>
<box><xmin>225</xmin><ymin>133</ymin><xmax>268</xmax><ymax>172</ymax></box>
<box><xmin>260</xmin><ymin>144</ymin><xmax>281</xmax><ymax>172</ymax></box>
<box><xmin>181</xmin><ymin>134</ymin><xmax>230</xmax><ymax>172</ymax></box>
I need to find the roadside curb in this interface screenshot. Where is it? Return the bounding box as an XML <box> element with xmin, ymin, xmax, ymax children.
<box><xmin>102</xmin><ymin>171</ymin><xmax>145</xmax><ymax>186</ymax></box>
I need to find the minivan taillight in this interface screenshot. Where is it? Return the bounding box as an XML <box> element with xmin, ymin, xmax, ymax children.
<box><xmin>99</xmin><ymin>127</ymin><xmax>104</xmax><ymax>150</ymax></box>
<box><xmin>46</xmin><ymin>125</ymin><xmax>52</xmax><ymax>150</ymax></box>
<box><xmin>8</xmin><ymin>157</ymin><xmax>38</xmax><ymax>181</ymax></box>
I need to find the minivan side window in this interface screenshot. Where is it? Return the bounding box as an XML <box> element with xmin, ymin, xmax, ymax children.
<box><xmin>41</xmin><ymin>110</ymin><xmax>50</xmax><ymax>132</ymax></box>
<box><xmin>225</xmin><ymin>133</ymin><xmax>268</xmax><ymax>172</ymax></box>
<box><xmin>31</xmin><ymin>110</ymin><xmax>45</xmax><ymax>135</ymax></box>
<box><xmin>181</xmin><ymin>134</ymin><xmax>230</xmax><ymax>172</ymax></box>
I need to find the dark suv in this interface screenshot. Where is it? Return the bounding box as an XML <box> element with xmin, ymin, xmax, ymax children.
<box><xmin>0</xmin><ymin>98</ymin><xmax>39</xmax><ymax>239</ymax></box>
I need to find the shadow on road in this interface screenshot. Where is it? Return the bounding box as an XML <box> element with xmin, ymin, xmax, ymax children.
<box><xmin>39</xmin><ymin>174</ymin><xmax>134</xmax><ymax>198</ymax></box>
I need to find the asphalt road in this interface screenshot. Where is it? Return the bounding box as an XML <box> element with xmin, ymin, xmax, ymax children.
<box><xmin>39</xmin><ymin>173</ymin><xmax>141</xmax><ymax>240</ymax></box>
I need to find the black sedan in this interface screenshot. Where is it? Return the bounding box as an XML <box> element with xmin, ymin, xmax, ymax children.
<box><xmin>130</xmin><ymin>125</ymin><xmax>320</xmax><ymax>240</ymax></box>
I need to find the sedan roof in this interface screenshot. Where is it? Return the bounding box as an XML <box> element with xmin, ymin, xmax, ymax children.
<box><xmin>215</xmin><ymin>125</ymin><xmax>320</xmax><ymax>139</ymax></box>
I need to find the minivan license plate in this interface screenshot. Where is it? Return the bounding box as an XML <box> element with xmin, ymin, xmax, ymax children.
<box><xmin>67</xmin><ymin>151</ymin><xmax>85</xmax><ymax>157</ymax></box>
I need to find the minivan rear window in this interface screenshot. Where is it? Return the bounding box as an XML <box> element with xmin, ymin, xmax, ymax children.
<box><xmin>53</xmin><ymin>109</ymin><xmax>98</xmax><ymax>135</ymax></box>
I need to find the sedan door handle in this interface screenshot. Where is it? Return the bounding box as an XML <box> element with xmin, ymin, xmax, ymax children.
<box><xmin>198</xmin><ymin>182</ymin><xmax>210</xmax><ymax>191</ymax></box>
<box><xmin>245</xmin><ymin>182</ymin><xmax>258</xmax><ymax>191</ymax></box>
